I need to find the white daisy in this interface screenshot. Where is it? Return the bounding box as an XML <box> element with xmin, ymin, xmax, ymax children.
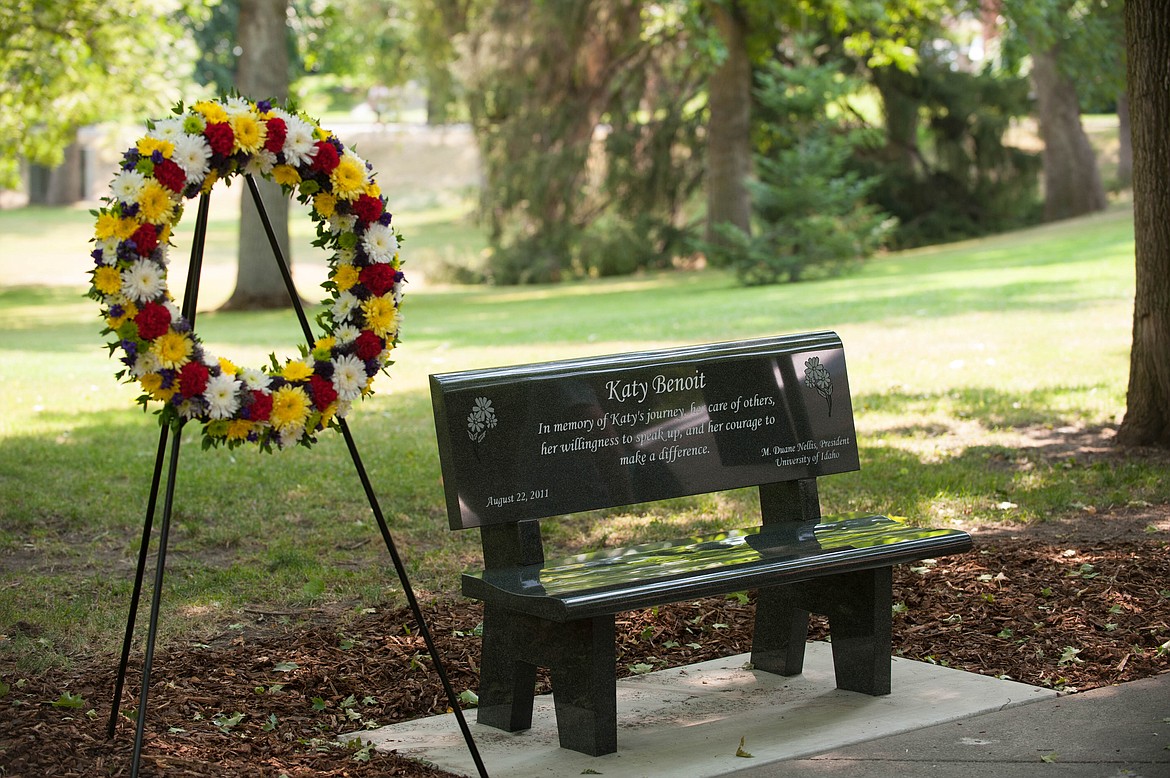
<box><xmin>331</xmin><ymin>354</ymin><xmax>367</xmax><ymax>401</ymax></box>
<box><xmin>171</xmin><ymin>132</ymin><xmax>211</xmax><ymax>184</ymax></box>
<box><xmin>335</xmin><ymin>246</ymin><xmax>356</xmax><ymax>266</ymax></box>
<box><xmin>332</xmin><ymin>324</ymin><xmax>361</xmax><ymax>345</ymax></box>
<box><xmin>331</xmin><ymin>291</ymin><xmax>359</xmax><ymax>323</ymax></box>
<box><xmin>335</xmin><ymin>398</ymin><xmax>353</xmax><ymax>418</ymax></box>
<box><xmin>361</xmin><ymin>222</ymin><xmax>398</xmax><ymax>263</ymax></box>
<box><xmin>163</xmin><ymin>299</ymin><xmax>183</xmax><ymax>323</ymax></box>
<box><xmin>122</xmin><ymin>259</ymin><xmax>166</xmax><ymax>303</ymax></box>
<box><xmin>282</xmin><ymin>116</ymin><xmax>316</xmax><ymax>167</ymax></box>
<box><xmin>111</xmin><ymin>169</ymin><xmax>147</xmax><ymax>205</ymax></box>
<box><xmin>148</xmin><ymin>118</ymin><xmax>185</xmax><ymax>144</ymax></box>
<box><xmin>96</xmin><ymin>238</ymin><xmax>120</xmax><ymax>265</ymax></box>
<box><xmin>244</xmin><ymin>149</ymin><xmax>277</xmax><ymax>176</ymax></box>
<box><xmin>329</xmin><ymin>213</ymin><xmax>357</xmax><ymax>236</ymax></box>
<box><xmin>222</xmin><ymin>96</ymin><xmax>254</xmax><ymax>117</ymax></box>
<box><xmin>239</xmin><ymin>367</ymin><xmax>271</xmax><ymax>391</ymax></box>
<box><xmin>178</xmin><ymin>398</ymin><xmax>204</xmax><ymax>420</ymax></box>
<box><xmin>277</xmin><ymin>424</ymin><xmax>305</xmax><ymax>448</ymax></box>
<box><xmin>204</xmin><ymin>372</ymin><xmax>242</xmax><ymax>419</ymax></box>
<box><xmin>130</xmin><ymin>350</ymin><xmax>162</xmax><ymax>379</ymax></box>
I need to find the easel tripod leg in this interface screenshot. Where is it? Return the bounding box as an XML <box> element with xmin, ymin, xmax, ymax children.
<box><xmin>108</xmin><ymin>424</ymin><xmax>170</xmax><ymax>738</ymax></box>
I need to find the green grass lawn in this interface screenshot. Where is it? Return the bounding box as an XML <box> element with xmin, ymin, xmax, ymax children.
<box><xmin>0</xmin><ymin>198</ymin><xmax>1158</xmax><ymax>673</ymax></box>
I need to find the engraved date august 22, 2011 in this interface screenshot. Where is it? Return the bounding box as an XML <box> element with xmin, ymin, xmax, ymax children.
<box><xmin>486</xmin><ymin>489</ymin><xmax>551</xmax><ymax>509</ymax></box>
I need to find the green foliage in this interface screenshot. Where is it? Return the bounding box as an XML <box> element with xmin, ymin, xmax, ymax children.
<box><xmin>856</xmin><ymin>53</ymin><xmax>1043</xmax><ymax>248</ymax></box>
<box><xmin>458</xmin><ymin>0</ymin><xmax>704</xmax><ymax>283</ymax></box>
<box><xmin>709</xmin><ymin>57</ymin><xmax>890</xmax><ymax>285</ymax></box>
<box><xmin>0</xmin><ymin>0</ymin><xmax>190</xmax><ymax>187</ymax></box>
<box><xmin>999</xmin><ymin>0</ymin><xmax>1125</xmax><ymax>112</ymax></box>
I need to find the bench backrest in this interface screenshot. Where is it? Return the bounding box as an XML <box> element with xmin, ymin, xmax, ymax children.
<box><xmin>430</xmin><ymin>331</ymin><xmax>860</xmax><ymax>532</ymax></box>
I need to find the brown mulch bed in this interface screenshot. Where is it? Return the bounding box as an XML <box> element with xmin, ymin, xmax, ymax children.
<box><xmin>4</xmin><ymin>500</ymin><xmax>1170</xmax><ymax>776</ymax></box>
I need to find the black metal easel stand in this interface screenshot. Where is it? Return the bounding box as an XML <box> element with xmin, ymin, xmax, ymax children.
<box><xmin>108</xmin><ymin>178</ymin><xmax>488</xmax><ymax>778</ymax></box>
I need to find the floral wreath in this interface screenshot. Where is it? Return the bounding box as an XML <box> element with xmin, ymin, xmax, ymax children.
<box><xmin>87</xmin><ymin>96</ymin><xmax>403</xmax><ymax>451</ymax></box>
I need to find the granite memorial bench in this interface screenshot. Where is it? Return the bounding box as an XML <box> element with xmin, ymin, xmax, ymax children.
<box><xmin>429</xmin><ymin>331</ymin><xmax>973</xmax><ymax>756</ymax></box>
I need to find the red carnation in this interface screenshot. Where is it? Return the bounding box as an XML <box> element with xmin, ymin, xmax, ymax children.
<box><xmin>309</xmin><ymin>140</ymin><xmax>339</xmax><ymax>173</ymax></box>
<box><xmin>131</xmin><ymin>223</ymin><xmax>159</xmax><ymax>256</ymax></box>
<box><xmin>352</xmin><ymin>194</ymin><xmax>384</xmax><ymax>224</ymax></box>
<box><xmin>134</xmin><ymin>301</ymin><xmax>171</xmax><ymax>340</ymax></box>
<box><xmin>359</xmin><ymin>263</ymin><xmax>397</xmax><ymax>297</ymax></box>
<box><xmin>354</xmin><ymin>330</ymin><xmax>383</xmax><ymax>360</ymax></box>
<box><xmin>247</xmin><ymin>390</ymin><xmax>273</xmax><ymax>422</ymax></box>
<box><xmin>178</xmin><ymin>361</ymin><xmax>210</xmax><ymax>398</ymax></box>
<box><xmin>309</xmin><ymin>374</ymin><xmax>338</xmax><ymax>410</ymax></box>
<box><xmin>153</xmin><ymin>158</ymin><xmax>187</xmax><ymax>193</ymax></box>
<box><xmin>264</xmin><ymin>117</ymin><xmax>287</xmax><ymax>153</ymax></box>
<box><xmin>204</xmin><ymin>122</ymin><xmax>234</xmax><ymax>156</ymax></box>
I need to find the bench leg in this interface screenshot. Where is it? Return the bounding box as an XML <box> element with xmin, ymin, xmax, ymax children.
<box><xmin>475</xmin><ymin>606</ymin><xmax>618</xmax><ymax>755</ymax></box>
<box><xmin>550</xmin><ymin>615</ymin><xmax>617</xmax><ymax>756</ymax></box>
<box><xmin>750</xmin><ymin>586</ymin><xmax>811</xmax><ymax>676</ymax></box>
<box><xmin>750</xmin><ymin>567</ymin><xmax>893</xmax><ymax>696</ymax></box>
<box><xmin>827</xmin><ymin>567</ymin><xmax>892</xmax><ymax>696</ymax></box>
<box><xmin>477</xmin><ymin>604</ymin><xmax>538</xmax><ymax>732</ymax></box>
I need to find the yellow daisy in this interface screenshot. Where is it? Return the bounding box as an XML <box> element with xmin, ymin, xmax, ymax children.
<box><xmin>116</xmin><ymin>217</ymin><xmax>139</xmax><ymax>240</ymax></box>
<box><xmin>313</xmin><ymin>192</ymin><xmax>337</xmax><ymax>219</ymax></box>
<box><xmin>193</xmin><ymin>100</ymin><xmax>228</xmax><ymax>124</ymax></box>
<box><xmin>95</xmin><ymin>212</ymin><xmax>121</xmax><ymax>241</ymax></box>
<box><xmin>330</xmin><ymin>156</ymin><xmax>367</xmax><ymax>200</ymax></box>
<box><xmin>272</xmin><ymin>164</ymin><xmax>301</xmax><ymax>187</ymax></box>
<box><xmin>333</xmin><ymin>265</ymin><xmax>360</xmax><ymax>292</ymax></box>
<box><xmin>226</xmin><ymin>419</ymin><xmax>253</xmax><ymax>440</ymax></box>
<box><xmin>230</xmin><ymin>113</ymin><xmax>266</xmax><ymax>154</ymax></box>
<box><xmin>361</xmin><ymin>297</ymin><xmax>398</xmax><ymax>338</ymax></box>
<box><xmin>281</xmin><ymin>359</ymin><xmax>314</xmax><ymax>382</ymax></box>
<box><xmin>94</xmin><ymin>266</ymin><xmax>123</xmax><ymax>295</ymax></box>
<box><xmin>270</xmin><ymin>385</ymin><xmax>311</xmax><ymax>430</ymax></box>
<box><xmin>137</xmin><ymin>181</ymin><xmax>175</xmax><ymax>223</ymax></box>
<box><xmin>137</xmin><ymin>137</ymin><xmax>174</xmax><ymax>159</ymax></box>
<box><xmin>152</xmin><ymin>331</ymin><xmax>193</xmax><ymax>369</ymax></box>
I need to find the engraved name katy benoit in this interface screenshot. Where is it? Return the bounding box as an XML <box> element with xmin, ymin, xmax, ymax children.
<box><xmin>605</xmin><ymin>370</ymin><xmax>707</xmax><ymax>403</ymax></box>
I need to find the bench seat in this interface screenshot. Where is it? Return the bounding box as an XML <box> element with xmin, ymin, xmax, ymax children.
<box><xmin>465</xmin><ymin>514</ymin><xmax>971</xmax><ymax>621</ymax></box>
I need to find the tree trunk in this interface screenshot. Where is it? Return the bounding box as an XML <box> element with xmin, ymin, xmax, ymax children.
<box><xmin>223</xmin><ymin>0</ymin><xmax>293</xmax><ymax>311</ymax></box>
<box><xmin>871</xmin><ymin>65</ymin><xmax>921</xmax><ymax>174</ymax></box>
<box><xmin>1030</xmin><ymin>48</ymin><xmax>1107</xmax><ymax>221</ymax></box>
<box><xmin>1117</xmin><ymin>0</ymin><xmax>1170</xmax><ymax>448</ymax></box>
<box><xmin>1115</xmin><ymin>91</ymin><xmax>1133</xmax><ymax>190</ymax></box>
<box><xmin>28</xmin><ymin>140</ymin><xmax>83</xmax><ymax>205</ymax></box>
<box><xmin>704</xmin><ymin>0</ymin><xmax>753</xmax><ymax>247</ymax></box>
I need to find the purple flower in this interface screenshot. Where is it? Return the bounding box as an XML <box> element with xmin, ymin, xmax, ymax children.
<box><xmin>256</xmin><ymin>99</ymin><xmax>272</xmax><ymax>113</ymax></box>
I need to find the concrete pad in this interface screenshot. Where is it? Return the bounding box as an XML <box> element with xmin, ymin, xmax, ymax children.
<box><xmin>356</xmin><ymin>643</ymin><xmax>1056</xmax><ymax>778</ymax></box>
